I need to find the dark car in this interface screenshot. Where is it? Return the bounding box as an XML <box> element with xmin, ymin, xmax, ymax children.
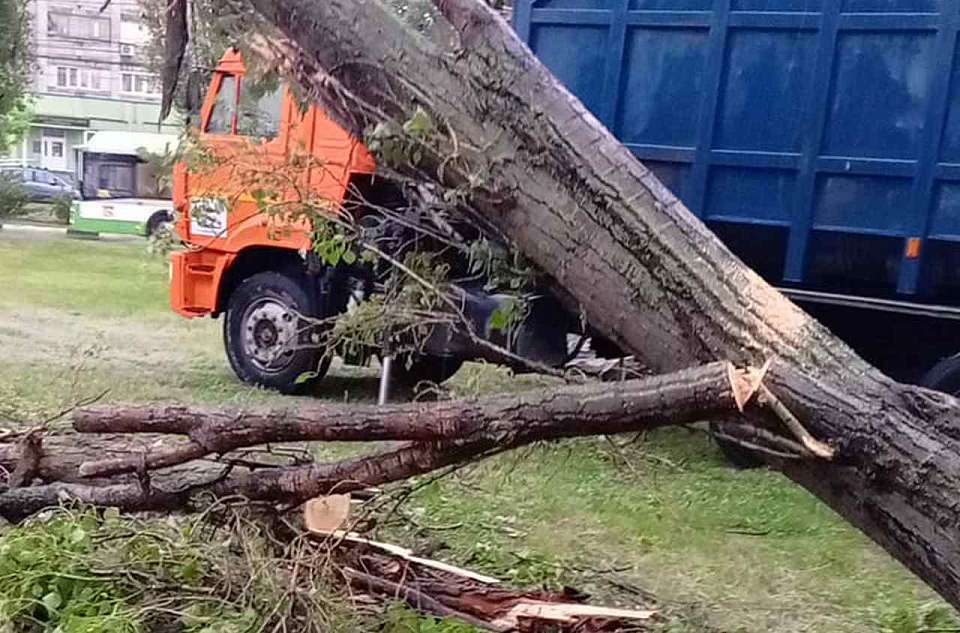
<box><xmin>0</xmin><ymin>167</ymin><xmax>79</xmax><ymax>202</ymax></box>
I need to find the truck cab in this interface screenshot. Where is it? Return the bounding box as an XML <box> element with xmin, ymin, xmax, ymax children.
<box><xmin>171</xmin><ymin>50</ymin><xmax>569</xmax><ymax>393</ymax></box>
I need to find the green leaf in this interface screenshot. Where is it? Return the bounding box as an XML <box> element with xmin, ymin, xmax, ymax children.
<box><xmin>295</xmin><ymin>371</ymin><xmax>318</xmax><ymax>385</ymax></box>
<box><xmin>341</xmin><ymin>249</ymin><xmax>357</xmax><ymax>265</ymax></box>
<box><xmin>69</xmin><ymin>527</ymin><xmax>88</xmax><ymax>546</ymax></box>
<box><xmin>41</xmin><ymin>590</ymin><xmax>61</xmax><ymax>614</ymax></box>
<box><xmin>179</xmin><ymin>559</ymin><xmax>201</xmax><ymax>584</ymax></box>
<box><xmin>489</xmin><ymin>306</ymin><xmax>513</xmax><ymax>332</ymax></box>
<box><xmin>402</xmin><ymin>107</ymin><xmax>433</xmax><ymax>138</ymax></box>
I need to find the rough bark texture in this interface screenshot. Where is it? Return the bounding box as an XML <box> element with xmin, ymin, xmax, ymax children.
<box><xmin>73</xmin><ymin>360</ymin><xmax>740</xmax><ymax>477</ymax></box>
<box><xmin>235</xmin><ymin>0</ymin><xmax>960</xmax><ymax>608</ymax></box>
<box><xmin>0</xmin><ymin>362</ymin><xmax>746</xmax><ymax>521</ymax></box>
<box><xmin>0</xmin><ymin>432</ymin><xmax>235</xmax><ymax>486</ymax></box>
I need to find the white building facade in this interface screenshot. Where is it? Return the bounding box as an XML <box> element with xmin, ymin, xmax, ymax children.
<box><xmin>6</xmin><ymin>0</ymin><xmax>179</xmax><ymax>180</ymax></box>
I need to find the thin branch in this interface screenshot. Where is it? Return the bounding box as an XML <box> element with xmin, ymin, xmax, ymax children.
<box><xmin>73</xmin><ymin>361</ymin><xmax>742</xmax><ymax>479</ymax></box>
<box><xmin>758</xmin><ymin>384</ymin><xmax>834</xmax><ymax>459</ymax></box>
<box><xmin>361</xmin><ymin>241</ymin><xmax>567</xmax><ymax>378</ymax></box>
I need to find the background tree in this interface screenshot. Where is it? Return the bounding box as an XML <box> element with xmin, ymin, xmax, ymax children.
<box><xmin>0</xmin><ymin>0</ymin><xmax>32</xmax><ymax>155</ymax></box>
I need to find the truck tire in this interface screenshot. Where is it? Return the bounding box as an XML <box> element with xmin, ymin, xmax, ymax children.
<box><xmin>224</xmin><ymin>271</ymin><xmax>330</xmax><ymax>394</ymax></box>
<box><xmin>920</xmin><ymin>353</ymin><xmax>960</xmax><ymax>395</ymax></box>
<box><xmin>393</xmin><ymin>354</ymin><xmax>464</xmax><ymax>387</ymax></box>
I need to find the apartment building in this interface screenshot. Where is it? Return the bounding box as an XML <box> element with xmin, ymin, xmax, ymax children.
<box><xmin>5</xmin><ymin>0</ymin><xmax>178</xmax><ymax>178</ymax></box>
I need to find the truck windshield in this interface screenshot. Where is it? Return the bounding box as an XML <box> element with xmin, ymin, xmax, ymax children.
<box><xmin>207</xmin><ymin>74</ymin><xmax>238</xmax><ymax>134</ymax></box>
<box><xmin>238</xmin><ymin>84</ymin><xmax>283</xmax><ymax>140</ymax></box>
<box><xmin>205</xmin><ymin>74</ymin><xmax>282</xmax><ymax>140</ymax></box>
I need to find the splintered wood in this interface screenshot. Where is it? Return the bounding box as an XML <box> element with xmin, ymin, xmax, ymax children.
<box><xmin>306</xmin><ymin>496</ymin><xmax>658</xmax><ymax>632</ymax></box>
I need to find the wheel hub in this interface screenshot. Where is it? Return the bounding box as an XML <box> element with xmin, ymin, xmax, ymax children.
<box><xmin>241</xmin><ymin>298</ymin><xmax>298</xmax><ymax>373</ymax></box>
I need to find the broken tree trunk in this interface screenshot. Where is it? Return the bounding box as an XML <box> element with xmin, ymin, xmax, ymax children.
<box><xmin>70</xmin><ymin>360</ymin><xmax>749</xmax><ymax>478</ymax></box>
<box><xmin>227</xmin><ymin>0</ymin><xmax>960</xmax><ymax>608</ymax></box>
<box><xmin>0</xmin><ymin>361</ymin><xmax>754</xmax><ymax>520</ymax></box>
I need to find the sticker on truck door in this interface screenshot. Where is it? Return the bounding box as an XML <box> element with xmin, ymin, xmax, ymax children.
<box><xmin>190</xmin><ymin>197</ymin><xmax>228</xmax><ymax>237</ymax></box>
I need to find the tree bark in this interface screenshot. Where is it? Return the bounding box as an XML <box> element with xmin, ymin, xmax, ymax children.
<box><xmin>71</xmin><ymin>360</ymin><xmax>745</xmax><ymax>478</ymax></box>
<box><xmin>0</xmin><ymin>362</ymin><xmax>750</xmax><ymax>521</ymax></box>
<box><xmin>0</xmin><ymin>432</ymin><xmax>235</xmax><ymax>486</ymax></box>
<box><xmin>230</xmin><ymin>0</ymin><xmax>960</xmax><ymax>608</ymax></box>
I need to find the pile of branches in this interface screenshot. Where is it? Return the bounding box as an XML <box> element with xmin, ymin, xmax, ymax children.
<box><xmin>0</xmin><ymin>369</ymin><xmax>746</xmax><ymax>631</ymax></box>
<box><xmin>0</xmin><ymin>360</ymin><xmax>831</xmax><ymax>524</ymax></box>
<box><xmin>330</xmin><ymin>527</ymin><xmax>658</xmax><ymax>631</ymax></box>
<box><xmin>0</xmin><ymin>501</ymin><xmax>658</xmax><ymax>632</ymax></box>
<box><xmin>0</xmin><ymin>356</ymin><xmax>837</xmax><ymax>629</ymax></box>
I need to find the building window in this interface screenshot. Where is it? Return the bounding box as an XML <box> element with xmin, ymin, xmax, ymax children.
<box><xmin>121</xmin><ymin>72</ymin><xmax>160</xmax><ymax>96</ymax></box>
<box><xmin>79</xmin><ymin>69</ymin><xmax>101</xmax><ymax>90</ymax></box>
<box><xmin>47</xmin><ymin>13</ymin><xmax>67</xmax><ymax>36</ymax></box>
<box><xmin>31</xmin><ymin>140</ymin><xmax>41</xmax><ymax>154</ymax></box>
<box><xmin>51</xmin><ymin>142</ymin><xmax>64</xmax><ymax>158</ymax></box>
<box><xmin>55</xmin><ymin>66</ymin><xmax>104</xmax><ymax>91</ymax></box>
<box><xmin>48</xmin><ymin>13</ymin><xmax>111</xmax><ymax>41</ymax></box>
<box><xmin>119</xmin><ymin>12</ymin><xmax>146</xmax><ymax>45</ymax></box>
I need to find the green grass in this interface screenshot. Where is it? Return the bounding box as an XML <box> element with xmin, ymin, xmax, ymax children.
<box><xmin>391</xmin><ymin>436</ymin><xmax>953</xmax><ymax>632</ymax></box>
<box><xmin>0</xmin><ymin>507</ymin><xmax>473</xmax><ymax>633</ymax></box>
<box><xmin>0</xmin><ymin>234</ymin><xmax>169</xmax><ymax>316</ymax></box>
<box><xmin>0</xmin><ymin>230</ymin><xmax>956</xmax><ymax>632</ymax></box>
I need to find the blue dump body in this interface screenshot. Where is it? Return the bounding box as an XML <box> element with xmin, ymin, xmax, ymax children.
<box><xmin>514</xmin><ymin>1</ymin><xmax>960</xmax><ymax>308</ymax></box>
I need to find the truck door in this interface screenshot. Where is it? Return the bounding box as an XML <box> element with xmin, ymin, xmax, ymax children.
<box><xmin>184</xmin><ymin>66</ymin><xmax>290</xmax><ymax>244</ymax></box>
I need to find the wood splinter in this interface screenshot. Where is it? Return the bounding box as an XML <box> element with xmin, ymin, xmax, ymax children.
<box><xmin>757</xmin><ymin>383</ymin><xmax>835</xmax><ymax>460</ymax></box>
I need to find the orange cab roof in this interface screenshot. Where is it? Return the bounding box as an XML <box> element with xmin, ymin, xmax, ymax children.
<box><xmin>216</xmin><ymin>48</ymin><xmax>246</xmax><ymax>75</ymax></box>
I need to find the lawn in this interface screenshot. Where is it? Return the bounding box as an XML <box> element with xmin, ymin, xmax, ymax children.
<box><xmin>0</xmin><ymin>229</ymin><xmax>954</xmax><ymax>632</ymax></box>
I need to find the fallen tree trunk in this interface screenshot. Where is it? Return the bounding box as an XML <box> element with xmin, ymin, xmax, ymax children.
<box><xmin>70</xmin><ymin>360</ymin><xmax>749</xmax><ymax>478</ymax></box>
<box><xmin>0</xmin><ymin>361</ymin><xmax>758</xmax><ymax>520</ymax></box>
<box><xmin>0</xmin><ymin>432</ymin><xmax>243</xmax><ymax>485</ymax></box>
<box><xmin>219</xmin><ymin>0</ymin><xmax>960</xmax><ymax>608</ymax></box>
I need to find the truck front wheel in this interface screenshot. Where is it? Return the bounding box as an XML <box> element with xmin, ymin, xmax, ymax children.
<box><xmin>224</xmin><ymin>271</ymin><xmax>330</xmax><ymax>394</ymax></box>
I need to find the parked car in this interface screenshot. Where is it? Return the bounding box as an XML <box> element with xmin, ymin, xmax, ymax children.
<box><xmin>0</xmin><ymin>167</ymin><xmax>79</xmax><ymax>202</ymax></box>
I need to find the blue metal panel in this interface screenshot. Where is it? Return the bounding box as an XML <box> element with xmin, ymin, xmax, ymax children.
<box><xmin>714</xmin><ymin>29</ymin><xmax>817</xmax><ymax>153</ymax></box>
<box><xmin>930</xmin><ymin>182</ymin><xmax>960</xmax><ymax>237</ymax></box>
<box><xmin>705</xmin><ymin>167</ymin><xmax>796</xmax><ymax>223</ymax></box>
<box><xmin>515</xmin><ymin>0</ymin><xmax>960</xmax><ymax>303</ymax></box>
<box><xmin>613</xmin><ymin>27</ymin><xmax>710</xmax><ymax>147</ymax></box>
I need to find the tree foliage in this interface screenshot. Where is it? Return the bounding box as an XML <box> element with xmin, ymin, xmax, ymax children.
<box><xmin>0</xmin><ymin>0</ymin><xmax>32</xmax><ymax>154</ymax></box>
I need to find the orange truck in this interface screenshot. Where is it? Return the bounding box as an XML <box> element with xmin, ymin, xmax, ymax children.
<box><xmin>170</xmin><ymin>50</ymin><xmax>573</xmax><ymax>393</ymax></box>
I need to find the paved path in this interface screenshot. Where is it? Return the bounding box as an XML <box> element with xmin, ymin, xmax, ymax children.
<box><xmin>0</xmin><ymin>222</ymin><xmax>140</xmax><ymax>241</ymax></box>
